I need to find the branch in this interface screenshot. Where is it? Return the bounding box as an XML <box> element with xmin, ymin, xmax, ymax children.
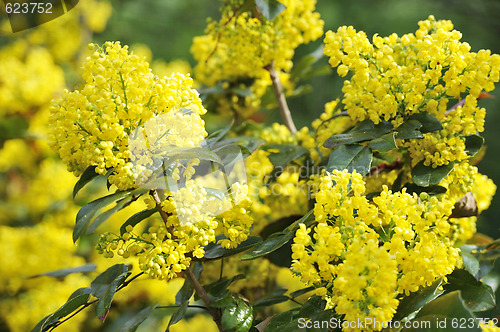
<box><xmin>184</xmin><ymin>267</ymin><xmax>223</xmax><ymax>331</ymax></box>
<box><xmin>47</xmin><ymin>272</ymin><xmax>145</xmax><ymax>331</ymax></box>
<box><xmin>265</xmin><ymin>61</ymin><xmax>297</xmax><ymax>134</ymax></box>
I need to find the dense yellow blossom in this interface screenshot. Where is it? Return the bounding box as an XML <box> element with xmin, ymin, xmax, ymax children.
<box><xmin>331</xmin><ymin>239</ymin><xmax>399</xmax><ymax>331</ymax></box>
<box><xmin>292</xmin><ymin>170</ymin><xmax>463</xmax><ymax>327</ymax></box>
<box><xmin>48</xmin><ymin>41</ymin><xmax>207</xmax><ymax>190</ymax></box>
<box><xmin>191</xmin><ymin>0</ymin><xmax>323</xmax><ymax>116</ymax></box>
<box><xmin>324</xmin><ymin>16</ymin><xmax>500</xmax><ymax>126</ymax></box>
<box><xmin>0</xmin><ymin>43</ymin><xmax>65</xmax><ymax>116</ymax></box>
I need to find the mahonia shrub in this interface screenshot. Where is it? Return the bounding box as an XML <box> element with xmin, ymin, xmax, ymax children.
<box><xmin>26</xmin><ymin>3</ymin><xmax>500</xmax><ymax>332</ymax></box>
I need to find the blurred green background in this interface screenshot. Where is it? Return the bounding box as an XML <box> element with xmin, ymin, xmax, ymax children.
<box><xmin>96</xmin><ymin>0</ymin><xmax>500</xmax><ymax>237</ymax></box>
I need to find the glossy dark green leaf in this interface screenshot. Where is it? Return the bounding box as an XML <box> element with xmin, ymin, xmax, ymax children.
<box><xmin>327</xmin><ymin>144</ymin><xmax>373</xmax><ymax>176</ymax></box>
<box><xmin>117</xmin><ymin>305</ymin><xmax>158</xmax><ymax>332</ymax></box>
<box><xmin>464</xmin><ymin>135</ymin><xmax>484</xmax><ymax>157</ymax></box>
<box><xmin>289</xmin><ymin>286</ymin><xmax>315</xmax><ymax>299</ymax></box>
<box><xmin>175</xmin><ymin>262</ymin><xmax>202</xmax><ymax>305</ymax></box>
<box><xmin>90</xmin><ymin>264</ymin><xmax>129</xmax><ymax>298</ymax></box>
<box><xmin>161</xmin><ymin>147</ymin><xmax>224</xmax><ymax>170</ymax></box>
<box><xmin>221</xmin><ymin>298</ymin><xmax>253</xmax><ymax>332</ymax></box>
<box><xmin>461</xmin><ymin>248</ymin><xmax>480</xmax><ymax>278</ymax></box>
<box><xmin>298</xmin><ymin>295</ymin><xmax>326</xmax><ymax>318</ymax></box>
<box><xmin>203</xmin><ymin>236</ymin><xmax>262</xmax><ymax>260</ymax></box>
<box><xmin>86</xmin><ymin>197</ymin><xmax>133</xmax><ymax>235</ymax></box>
<box><xmin>368</xmin><ymin>132</ymin><xmax>397</xmax><ymax>152</ymax></box>
<box><xmin>394</xmin><ymin>278</ymin><xmax>443</xmax><ymax>321</ymax></box>
<box><xmin>261</xmin><ymin>144</ymin><xmax>308</xmax><ymax>166</ymax></box>
<box><xmin>74</xmin><ymin>191</ymin><xmax>133</xmax><ymax>242</ymax></box>
<box><xmin>253</xmin><ymin>289</ymin><xmax>288</xmax><ymax>307</ymax></box>
<box><xmin>408</xmin><ymin>112</ymin><xmax>443</xmax><ymax>133</ymax></box>
<box><xmin>73</xmin><ymin>166</ymin><xmax>99</xmax><ymax>198</ymax></box>
<box><xmin>241</xmin><ymin>210</ymin><xmax>314</xmax><ymax>260</ymax></box>
<box><xmin>120</xmin><ymin>209</ymin><xmax>158</xmax><ymax>236</ymax></box>
<box><xmin>395</xmin><ymin>119</ymin><xmax>424</xmax><ymax>139</ymax></box>
<box><xmin>445</xmin><ymin>269</ymin><xmax>496</xmax><ymax>312</ymax></box>
<box><xmin>403</xmin><ymin>183</ymin><xmax>447</xmax><ymax>195</ymax></box>
<box><xmin>409</xmin><ymin>291</ymin><xmax>479</xmax><ymax>331</ymax></box>
<box><xmin>411</xmin><ymin>161</ymin><xmax>454</xmax><ymax>187</ymax></box>
<box><xmin>323</xmin><ymin>120</ymin><xmax>393</xmax><ymax>148</ymax></box>
<box><xmin>204</xmin><ymin>275</ymin><xmax>245</xmax><ymax>299</ymax></box>
<box><xmin>32</xmin><ymin>291</ymin><xmax>91</xmax><ymax>332</ymax></box>
<box><xmin>213</xmin><ymin>136</ymin><xmax>265</xmax><ymax>156</ymax></box>
<box><xmin>255</xmin><ymin>0</ymin><xmax>286</xmax><ymax>20</ymax></box>
<box><xmin>30</xmin><ymin>264</ymin><xmax>96</xmax><ymax>278</ymax></box>
<box><xmin>265</xmin><ymin>311</ymin><xmax>294</xmax><ymax>332</ymax></box>
<box><xmin>166</xmin><ymin>301</ymin><xmax>189</xmax><ymax>331</ymax></box>
<box><xmin>95</xmin><ymin>272</ymin><xmax>130</xmax><ymax>321</ymax></box>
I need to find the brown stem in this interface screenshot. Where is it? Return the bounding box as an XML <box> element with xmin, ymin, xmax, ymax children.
<box><xmin>184</xmin><ymin>267</ymin><xmax>224</xmax><ymax>331</ymax></box>
<box><xmin>265</xmin><ymin>61</ymin><xmax>297</xmax><ymax>134</ymax></box>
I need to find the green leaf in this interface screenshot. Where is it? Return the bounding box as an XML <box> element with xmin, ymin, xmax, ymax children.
<box><xmin>117</xmin><ymin>305</ymin><xmax>158</xmax><ymax>332</ymax></box>
<box><xmin>253</xmin><ymin>289</ymin><xmax>289</xmax><ymax>307</ymax></box>
<box><xmin>408</xmin><ymin>291</ymin><xmax>479</xmax><ymax>331</ymax></box>
<box><xmin>95</xmin><ymin>272</ymin><xmax>130</xmax><ymax>321</ymax></box>
<box><xmin>74</xmin><ymin>191</ymin><xmax>133</xmax><ymax>242</ymax></box>
<box><xmin>204</xmin><ymin>275</ymin><xmax>245</xmax><ymax>299</ymax></box>
<box><xmin>327</xmin><ymin>144</ymin><xmax>373</xmax><ymax>176</ymax></box>
<box><xmin>86</xmin><ymin>197</ymin><xmax>133</xmax><ymax>235</ymax></box>
<box><xmin>30</xmin><ymin>264</ymin><xmax>96</xmax><ymax>278</ymax></box>
<box><xmin>369</xmin><ymin>132</ymin><xmax>397</xmax><ymax>152</ymax></box>
<box><xmin>265</xmin><ymin>311</ymin><xmax>294</xmax><ymax>332</ymax></box>
<box><xmin>395</xmin><ymin>119</ymin><xmax>424</xmax><ymax>139</ymax></box>
<box><xmin>175</xmin><ymin>262</ymin><xmax>202</xmax><ymax>305</ymax></box>
<box><xmin>166</xmin><ymin>301</ymin><xmax>189</xmax><ymax>331</ymax></box>
<box><xmin>221</xmin><ymin>298</ymin><xmax>253</xmax><ymax>332</ymax></box>
<box><xmin>289</xmin><ymin>286</ymin><xmax>315</xmax><ymax>299</ymax></box>
<box><xmin>175</xmin><ymin>279</ymin><xmax>194</xmax><ymax>305</ymax></box>
<box><xmin>323</xmin><ymin>120</ymin><xmax>393</xmax><ymax>148</ymax></box>
<box><xmin>255</xmin><ymin>0</ymin><xmax>286</xmax><ymax>20</ymax></box>
<box><xmin>203</xmin><ymin>236</ymin><xmax>262</xmax><ymax>260</ymax></box>
<box><xmin>298</xmin><ymin>295</ymin><xmax>326</xmax><ymax>318</ymax></box>
<box><xmin>460</xmin><ymin>245</ymin><xmax>480</xmax><ymax>278</ymax></box>
<box><xmin>91</xmin><ymin>264</ymin><xmax>129</xmax><ymax>298</ymax></box>
<box><xmin>408</xmin><ymin>112</ymin><xmax>443</xmax><ymax>133</ymax></box>
<box><xmin>464</xmin><ymin>135</ymin><xmax>484</xmax><ymax>157</ymax></box>
<box><xmin>261</xmin><ymin>144</ymin><xmax>308</xmax><ymax>166</ymax></box>
<box><xmin>32</xmin><ymin>291</ymin><xmax>91</xmax><ymax>332</ymax></box>
<box><xmin>241</xmin><ymin>210</ymin><xmax>314</xmax><ymax>260</ymax></box>
<box><xmin>206</xmin><ymin>119</ymin><xmax>234</xmax><ymax>147</ymax></box>
<box><xmin>402</xmin><ymin>183</ymin><xmax>448</xmax><ymax>195</ymax></box>
<box><xmin>120</xmin><ymin>209</ymin><xmax>158</xmax><ymax>236</ymax></box>
<box><xmin>394</xmin><ymin>278</ymin><xmax>443</xmax><ymax>321</ymax></box>
<box><xmin>411</xmin><ymin>161</ymin><xmax>454</xmax><ymax>187</ymax></box>
<box><xmin>445</xmin><ymin>269</ymin><xmax>496</xmax><ymax>312</ymax></box>
<box><xmin>161</xmin><ymin>147</ymin><xmax>224</xmax><ymax>170</ymax></box>
<box><xmin>73</xmin><ymin>166</ymin><xmax>100</xmax><ymax>198</ymax></box>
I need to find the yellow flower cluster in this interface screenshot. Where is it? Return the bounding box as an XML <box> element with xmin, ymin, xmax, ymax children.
<box><xmin>0</xmin><ymin>43</ymin><xmax>65</xmax><ymax>116</ymax></box>
<box><xmin>97</xmin><ymin>183</ymin><xmax>253</xmax><ymax>280</ymax></box>
<box><xmin>191</xmin><ymin>0</ymin><xmax>323</xmax><ymax>116</ymax></box>
<box><xmin>48</xmin><ymin>41</ymin><xmax>207</xmax><ymax>190</ymax></box>
<box><xmin>292</xmin><ymin>170</ymin><xmax>463</xmax><ymax>327</ymax></box>
<box><xmin>324</xmin><ymin>16</ymin><xmax>500</xmax><ymax>127</ymax></box>
<box><xmin>332</xmin><ymin>239</ymin><xmax>399</xmax><ymax>329</ymax></box>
